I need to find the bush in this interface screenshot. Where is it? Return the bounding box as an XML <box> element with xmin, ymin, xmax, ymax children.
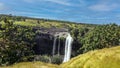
<box><xmin>34</xmin><ymin>55</ymin><xmax>51</xmax><ymax>63</ymax></box>
<box><xmin>51</xmin><ymin>55</ymin><xmax>63</xmax><ymax>64</ymax></box>
<box><xmin>19</xmin><ymin>55</ymin><xmax>35</xmax><ymax>62</ymax></box>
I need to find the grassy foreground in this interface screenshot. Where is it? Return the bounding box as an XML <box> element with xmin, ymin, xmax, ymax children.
<box><xmin>1</xmin><ymin>62</ymin><xmax>59</xmax><ymax>68</ymax></box>
<box><xmin>61</xmin><ymin>46</ymin><xmax>120</xmax><ymax>68</ymax></box>
<box><xmin>1</xmin><ymin>46</ymin><xmax>120</xmax><ymax>68</ymax></box>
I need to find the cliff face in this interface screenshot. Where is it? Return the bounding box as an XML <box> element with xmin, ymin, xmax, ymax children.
<box><xmin>33</xmin><ymin>27</ymin><xmax>69</xmax><ymax>55</ymax></box>
<box><xmin>34</xmin><ymin>27</ymin><xmax>69</xmax><ymax>37</ymax></box>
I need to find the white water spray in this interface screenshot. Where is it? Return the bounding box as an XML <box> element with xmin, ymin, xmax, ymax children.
<box><xmin>63</xmin><ymin>33</ymin><xmax>73</xmax><ymax>62</ymax></box>
<box><xmin>52</xmin><ymin>37</ymin><xmax>57</xmax><ymax>56</ymax></box>
<box><xmin>57</xmin><ymin>38</ymin><xmax>60</xmax><ymax>55</ymax></box>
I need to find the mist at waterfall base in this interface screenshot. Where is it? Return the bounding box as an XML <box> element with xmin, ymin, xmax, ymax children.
<box><xmin>52</xmin><ymin>33</ymin><xmax>73</xmax><ymax>63</ymax></box>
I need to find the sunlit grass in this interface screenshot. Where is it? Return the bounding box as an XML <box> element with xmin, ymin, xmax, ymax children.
<box><xmin>60</xmin><ymin>46</ymin><xmax>120</xmax><ymax>68</ymax></box>
<box><xmin>1</xmin><ymin>62</ymin><xmax>59</xmax><ymax>68</ymax></box>
<box><xmin>1</xmin><ymin>19</ymin><xmax>91</xmax><ymax>29</ymax></box>
<box><xmin>14</xmin><ymin>21</ymin><xmax>37</xmax><ymax>27</ymax></box>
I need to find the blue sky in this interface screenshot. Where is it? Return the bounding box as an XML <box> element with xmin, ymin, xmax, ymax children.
<box><xmin>0</xmin><ymin>0</ymin><xmax>120</xmax><ymax>24</ymax></box>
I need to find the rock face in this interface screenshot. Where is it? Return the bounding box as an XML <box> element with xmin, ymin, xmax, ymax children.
<box><xmin>33</xmin><ymin>27</ymin><xmax>69</xmax><ymax>55</ymax></box>
<box><xmin>34</xmin><ymin>33</ymin><xmax>53</xmax><ymax>55</ymax></box>
<box><xmin>34</xmin><ymin>27</ymin><xmax>69</xmax><ymax>37</ymax></box>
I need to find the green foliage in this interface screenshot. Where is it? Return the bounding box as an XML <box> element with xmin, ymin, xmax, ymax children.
<box><xmin>33</xmin><ymin>55</ymin><xmax>63</xmax><ymax>64</ymax></box>
<box><xmin>81</xmin><ymin>24</ymin><xmax>120</xmax><ymax>53</ymax></box>
<box><xmin>70</xmin><ymin>27</ymin><xmax>90</xmax><ymax>56</ymax></box>
<box><xmin>51</xmin><ymin>55</ymin><xmax>63</xmax><ymax>64</ymax></box>
<box><xmin>0</xmin><ymin>19</ymin><xmax>36</xmax><ymax>65</ymax></box>
<box><xmin>34</xmin><ymin>55</ymin><xmax>50</xmax><ymax>63</ymax></box>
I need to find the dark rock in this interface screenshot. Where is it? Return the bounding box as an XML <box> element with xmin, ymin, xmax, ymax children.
<box><xmin>33</xmin><ymin>27</ymin><xmax>68</xmax><ymax>55</ymax></box>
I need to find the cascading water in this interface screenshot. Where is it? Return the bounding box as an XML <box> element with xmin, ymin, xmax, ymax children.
<box><xmin>57</xmin><ymin>38</ymin><xmax>60</xmax><ymax>55</ymax></box>
<box><xmin>52</xmin><ymin>37</ymin><xmax>57</xmax><ymax>56</ymax></box>
<box><xmin>63</xmin><ymin>33</ymin><xmax>73</xmax><ymax>62</ymax></box>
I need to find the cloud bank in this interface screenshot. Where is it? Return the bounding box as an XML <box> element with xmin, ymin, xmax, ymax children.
<box><xmin>89</xmin><ymin>3</ymin><xmax>118</xmax><ymax>11</ymax></box>
<box><xmin>23</xmin><ymin>0</ymin><xmax>72</xmax><ymax>6</ymax></box>
<box><xmin>0</xmin><ymin>2</ymin><xmax>5</xmax><ymax>10</ymax></box>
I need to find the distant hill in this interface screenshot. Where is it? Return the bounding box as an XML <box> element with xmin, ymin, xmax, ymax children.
<box><xmin>0</xmin><ymin>14</ymin><xmax>97</xmax><ymax>27</ymax></box>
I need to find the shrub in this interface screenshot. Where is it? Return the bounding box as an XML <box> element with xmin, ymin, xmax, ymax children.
<box><xmin>34</xmin><ymin>55</ymin><xmax>51</xmax><ymax>63</ymax></box>
<box><xmin>51</xmin><ymin>55</ymin><xmax>63</xmax><ymax>64</ymax></box>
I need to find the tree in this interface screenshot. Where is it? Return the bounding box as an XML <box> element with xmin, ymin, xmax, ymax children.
<box><xmin>80</xmin><ymin>24</ymin><xmax>120</xmax><ymax>53</ymax></box>
<box><xmin>0</xmin><ymin>18</ymin><xmax>35</xmax><ymax>65</ymax></box>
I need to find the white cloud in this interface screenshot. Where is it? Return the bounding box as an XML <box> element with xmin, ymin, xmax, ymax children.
<box><xmin>23</xmin><ymin>0</ymin><xmax>72</xmax><ymax>6</ymax></box>
<box><xmin>44</xmin><ymin>0</ymin><xmax>71</xmax><ymax>6</ymax></box>
<box><xmin>89</xmin><ymin>3</ymin><xmax>118</xmax><ymax>11</ymax></box>
<box><xmin>0</xmin><ymin>3</ymin><xmax>5</xmax><ymax>10</ymax></box>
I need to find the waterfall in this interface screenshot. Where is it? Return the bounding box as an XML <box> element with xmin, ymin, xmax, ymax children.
<box><xmin>63</xmin><ymin>33</ymin><xmax>73</xmax><ymax>62</ymax></box>
<box><xmin>52</xmin><ymin>37</ymin><xmax>57</xmax><ymax>56</ymax></box>
<box><xmin>57</xmin><ymin>38</ymin><xmax>60</xmax><ymax>55</ymax></box>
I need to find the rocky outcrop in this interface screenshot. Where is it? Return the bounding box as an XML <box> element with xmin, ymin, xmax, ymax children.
<box><xmin>34</xmin><ymin>27</ymin><xmax>69</xmax><ymax>37</ymax></box>
<box><xmin>33</xmin><ymin>27</ymin><xmax>69</xmax><ymax>55</ymax></box>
